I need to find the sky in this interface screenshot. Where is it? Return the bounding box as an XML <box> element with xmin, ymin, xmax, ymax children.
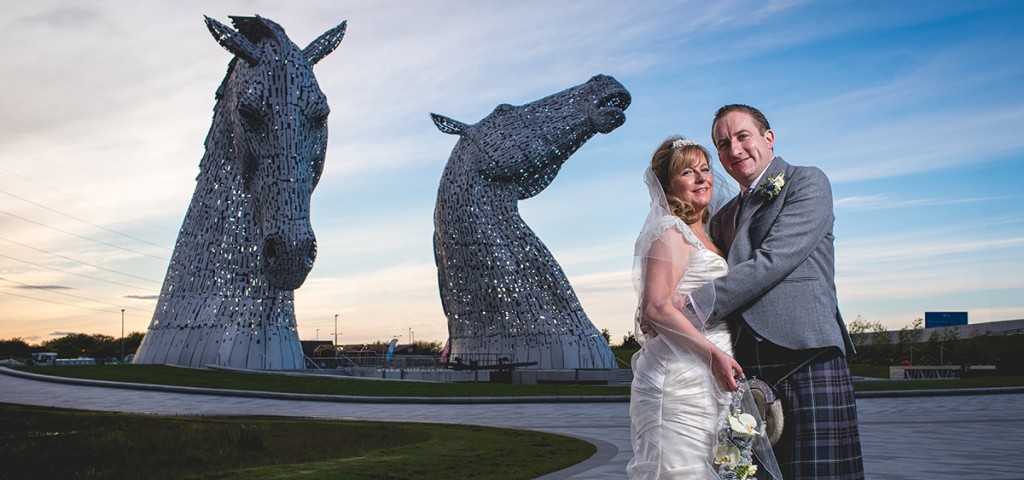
<box><xmin>1</xmin><ymin>0</ymin><xmax>1022</xmax><ymax>347</ymax></box>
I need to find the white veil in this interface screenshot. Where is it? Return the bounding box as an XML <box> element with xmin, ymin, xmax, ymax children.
<box><xmin>631</xmin><ymin>148</ymin><xmax>737</xmax><ymax>342</ymax></box>
<box><xmin>628</xmin><ymin>138</ymin><xmax>781</xmax><ymax>479</ymax></box>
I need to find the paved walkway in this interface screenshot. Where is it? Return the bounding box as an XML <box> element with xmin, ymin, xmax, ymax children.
<box><xmin>2</xmin><ymin>369</ymin><xmax>1023</xmax><ymax>479</ymax></box>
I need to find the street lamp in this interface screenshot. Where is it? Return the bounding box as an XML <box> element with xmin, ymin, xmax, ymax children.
<box><xmin>120</xmin><ymin>309</ymin><xmax>125</xmax><ymax>363</ymax></box>
<box><xmin>334</xmin><ymin>314</ymin><xmax>338</xmax><ymax>346</ymax></box>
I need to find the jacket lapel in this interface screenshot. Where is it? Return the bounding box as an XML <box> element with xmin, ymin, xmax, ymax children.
<box><xmin>736</xmin><ymin>157</ymin><xmax>787</xmax><ymax>229</ymax></box>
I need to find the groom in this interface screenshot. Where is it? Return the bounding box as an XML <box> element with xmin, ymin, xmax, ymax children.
<box><xmin>687</xmin><ymin>104</ymin><xmax>864</xmax><ymax>479</ymax></box>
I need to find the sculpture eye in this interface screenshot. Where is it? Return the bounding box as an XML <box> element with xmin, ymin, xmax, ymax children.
<box><xmin>497</xmin><ymin>103</ymin><xmax>513</xmax><ymax>112</ymax></box>
<box><xmin>238</xmin><ymin>103</ymin><xmax>264</xmax><ymax>130</ymax></box>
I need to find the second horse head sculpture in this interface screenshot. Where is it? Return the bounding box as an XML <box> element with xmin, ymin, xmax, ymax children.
<box><xmin>432</xmin><ymin>74</ymin><xmax>630</xmax><ymax>370</ymax></box>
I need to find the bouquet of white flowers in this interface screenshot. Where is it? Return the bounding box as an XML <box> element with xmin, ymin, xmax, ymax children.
<box><xmin>713</xmin><ymin>379</ymin><xmax>771</xmax><ymax>480</ymax></box>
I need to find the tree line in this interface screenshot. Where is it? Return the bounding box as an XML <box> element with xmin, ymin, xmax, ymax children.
<box><xmin>1</xmin><ymin>332</ymin><xmax>145</xmax><ymax>363</ymax></box>
<box><xmin>845</xmin><ymin>316</ymin><xmax>1023</xmax><ymax>374</ymax></box>
<box><xmin>1</xmin><ymin>333</ymin><xmax>446</xmax><ymax>364</ymax></box>
<box><xmin>611</xmin><ymin>318</ymin><xmax>1023</xmax><ymax>376</ymax></box>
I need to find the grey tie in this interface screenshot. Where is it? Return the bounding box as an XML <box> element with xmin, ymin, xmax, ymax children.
<box><xmin>735</xmin><ymin>187</ymin><xmax>753</xmax><ymax>227</ymax></box>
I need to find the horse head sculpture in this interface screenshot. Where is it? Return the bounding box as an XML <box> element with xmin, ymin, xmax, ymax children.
<box><xmin>432</xmin><ymin>75</ymin><xmax>630</xmax><ymax>370</ymax></box>
<box><xmin>134</xmin><ymin>16</ymin><xmax>345</xmax><ymax>370</ymax></box>
<box><xmin>205</xmin><ymin>15</ymin><xmax>345</xmax><ymax>290</ymax></box>
<box><xmin>431</xmin><ymin>74</ymin><xmax>629</xmax><ymax>201</ymax></box>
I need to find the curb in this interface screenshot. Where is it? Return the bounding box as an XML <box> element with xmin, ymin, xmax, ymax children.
<box><xmin>854</xmin><ymin>386</ymin><xmax>1024</xmax><ymax>398</ymax></box>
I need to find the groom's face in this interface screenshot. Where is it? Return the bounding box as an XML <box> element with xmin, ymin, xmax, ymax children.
<box><xmin>712</xmin><ymin>111</ymin><xmax>775</xmax><ymax>188</ymax></box>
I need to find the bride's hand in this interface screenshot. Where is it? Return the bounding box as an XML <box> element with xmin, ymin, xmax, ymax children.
<box><xmin>710</xmin><ymin>347</ymin><xmax>743</xmax><ymax>392</ymax></box>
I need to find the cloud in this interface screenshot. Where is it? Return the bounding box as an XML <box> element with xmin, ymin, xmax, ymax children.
<box><xmin>835</xmin><ymin>194</ymin><xmax>1017</xmax><ymax>212</ymax></box>
<box><xmin>12</xmin><ymin>285</ymin><xmax>71</xmax><ymax>290</ymax></box>
<box><xmin>123</xmin><ymin>294</ymin><xmax>159</xmax><ymax>300</ymax></box>
<box><xmin>840</xmin><ymin>233</ymin><xmax>1024</xmax><ymax>265</ymax></box>
<box><xmin>11</xmin><ymin>4</ymin><xmax>103</xmax><ymax>29</ymax></box>
<box><xmin>811</xmin><ymin>106</ymin><xmax>1024</xmax><ymax>183</ymax></box>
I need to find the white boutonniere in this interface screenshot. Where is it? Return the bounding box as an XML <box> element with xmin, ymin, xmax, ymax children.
<box><xmin>759</xmin><ymin>172</ymin><xmax>785</xmax><ymax>200</ymax></box>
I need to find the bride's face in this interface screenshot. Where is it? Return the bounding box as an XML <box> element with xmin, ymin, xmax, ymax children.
<box><xmin>669</xmin><ymin>156</ymin><xmax>714</xmax><ymax>211</ymax></box>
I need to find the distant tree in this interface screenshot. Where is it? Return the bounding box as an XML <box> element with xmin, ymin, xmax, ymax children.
<box><xmin>41</xmin><ymin>333</ymin><xmax>113</xmax><ymax>358</ymax></box>
<box><xmin>123</xmin><ymin>332</ymin><xmax>145</xmax><ymax>357</ymax></box>
<box><xmin>897</xmin><ymin>317</ymin><xmax>929</xmax><ymax>362</ymax></box>
<box><xmin>930</xmin><ymin>326</ymin><xmax>961</xmax><ymax>344</ymax></box>
<box><xmin>848</xmin><ymin>316</ymin><xmax>884</xmax><ymax>348</ymax></box>
<box><xmin>621</xmin><ymin>332</ymin><xmax>641</xmax><ymax>350</ymax></box>
<box><xmin>600</xmin><ymin>328</ymin><xmax>612</xmax><ymax>345</ymax></box>
<box><xmin>898</xmin><ymin>318</ymin><xmax>924</xmax><ymax>346</ymax></box>
<box><xmin>412</xmin><ymin>340</ymin><xmax>443</xmax><ymax>355</ymax></box>
<box><xmin>847</xmin><ymin>319</ymin><xmax>895</xmax><ymax>365</ymax></box>
<box><xmin>0</xmin><ymin>338</ymin><xmax>32</xmax><ymax>359</ymax></box>
<box><xmin>870</xmin><ymin>322</ymin><xmax>893</xmax><ymax>352</ymax></box>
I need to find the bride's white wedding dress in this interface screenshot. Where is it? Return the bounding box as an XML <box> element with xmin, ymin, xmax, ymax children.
<box><xmin>628</xmin><ymin>224</ymin><xmax>731</xmax><ymax>479</ymax></box>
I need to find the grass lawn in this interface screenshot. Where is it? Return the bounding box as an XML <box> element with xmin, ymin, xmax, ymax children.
<box><xmin>0</xmin><ymin>402</ymin><xmax>593</xmax><ymax>480</ymax></box>
<box><xmin>848</xmin><ymin>363</ymin><xmax>890</xmax><ymax>379</ymax></box>
<box><xmin>12</xmin><ymin>365</ymin><xmax>632</xmax><ymax>397</ymax></box>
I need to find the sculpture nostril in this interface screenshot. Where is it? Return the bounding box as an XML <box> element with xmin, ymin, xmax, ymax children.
<box><xmin>263</xmin><ymin>236</ymin><xmax>280</xmax><ymax>262</ymax></box>
<box><xmin>261</xmin><ymin>232</ymin><xmax>317</xmax><ymax>290</ymax></box>
<box><xmin>307</xmin><ymin>240</ymin><xmax>318</xmax><ymax>265</ymax></box>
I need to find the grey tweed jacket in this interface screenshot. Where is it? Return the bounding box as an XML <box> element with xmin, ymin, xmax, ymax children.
<box><xmin>691</xmin><ymin>156</ymin><xmax>855</xmax><ymax>355</ymax></box>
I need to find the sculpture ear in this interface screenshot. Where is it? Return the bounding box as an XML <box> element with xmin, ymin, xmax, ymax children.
<box><xmin>431</xmin><ymin>113</ymin><xmax>469</xmax><ymax>135</ymax></box>
<box><xmin>303</xmin><ymin>20</ymin><xmax>347</xmax><ymax>66</ymax></box>
<box><xmin>205</xmin><ymin>16</ymin><xmax>261</xmax><ymax>66</ymax></box>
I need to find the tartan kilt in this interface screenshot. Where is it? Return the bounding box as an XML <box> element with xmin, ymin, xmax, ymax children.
<box><xmin>736</xmin><ymin>337</ymin><xmax>865</xmax><ymax>479</ymax></box>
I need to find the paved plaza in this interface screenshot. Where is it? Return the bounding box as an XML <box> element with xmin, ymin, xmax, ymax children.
<box><xmin>2</xmin><ymin>368</ymin><xmax>1023</xmax><ymax>479</ymax></box>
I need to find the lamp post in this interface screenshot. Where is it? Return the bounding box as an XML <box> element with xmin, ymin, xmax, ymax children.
<box><xmin>334</xmin><ymin>314</ymin><xmax>338</xmax><ymax>346</ymax></box>
<box><xmin>316</xmin><ymin>328</ymin><xmax>319</xmax><ymax>341</ymax></box>
<box><xmin>120</xmin><ymin>309</ymin><xmax>125</xmax><ymax>363</ymax></box>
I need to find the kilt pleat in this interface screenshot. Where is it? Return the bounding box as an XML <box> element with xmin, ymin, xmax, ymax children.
<box><xmin>775</xmin><ymin>354</ymin><xmax>865</xmax><ymax>479</ymax></box>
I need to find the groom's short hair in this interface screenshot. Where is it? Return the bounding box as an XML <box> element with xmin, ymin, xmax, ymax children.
<box><xmin>713</xmin><ymin>104</ymin><xmax>771</xmax><ymax>134</ymax></box>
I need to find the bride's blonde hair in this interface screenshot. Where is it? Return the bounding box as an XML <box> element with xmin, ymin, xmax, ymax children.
<box><xmin>650</xmin><ymin>137</ymin><xmax>712</xmax><ymax>225</ymax></box>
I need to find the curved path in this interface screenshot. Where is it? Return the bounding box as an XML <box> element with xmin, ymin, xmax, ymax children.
<box><xmin>2</xmin><ymin>368</ymin><xmax>1023</xmax><ymax>479</ymax></box>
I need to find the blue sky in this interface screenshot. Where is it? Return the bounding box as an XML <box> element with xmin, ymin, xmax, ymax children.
<box><xmin>1</xmin><ymin>1</ymin><xmax>1022</xmax><ymax>345</ymax></box>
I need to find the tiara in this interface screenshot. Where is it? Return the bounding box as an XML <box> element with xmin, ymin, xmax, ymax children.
<box><xmin>671</xmin><ymin>138</ymin><xmax>699</xmax><ymax>149</ymax></box>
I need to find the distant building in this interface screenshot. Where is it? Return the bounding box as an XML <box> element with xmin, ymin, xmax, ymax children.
<box><xmin>300</xmin><ymin>340</ymin><xmax>333</xmax><ymax>359</ymax></box>
<box><xmin>948</xmin><ymin>318</ymin><xmax>1024</xmax><ymax>338</ymax></box>
<box><xmin>31</xmin><ymin>352</ymin><xmax>57</xmax><ymax>366</ymax></box>
<box><xmin>55</xmin><ymin>357</ymin><xmax>96</xmax><ymax>366</ymax></box>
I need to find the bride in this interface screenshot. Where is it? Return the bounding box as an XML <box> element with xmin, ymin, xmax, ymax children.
<box><xmin>627</xmin><ymin>137</ymin><xmax>779</xmax><ymax>479</ymax></box>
